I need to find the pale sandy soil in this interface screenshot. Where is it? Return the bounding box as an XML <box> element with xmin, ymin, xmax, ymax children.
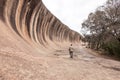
<box><xmin>0</xmin><ymin>21</ymin><xmax>120</xmax><ymax>80</ymax></box>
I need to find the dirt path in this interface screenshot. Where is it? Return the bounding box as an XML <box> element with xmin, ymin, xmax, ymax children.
<box><xmin>0</xmin><ymin>44</ymin><xmax>120</xmax><ymax>80</ymax></box>
<box><xmin>49</xmin><ymin>44</ymin><xmax>120</xmax><ymax>80</ymax></box>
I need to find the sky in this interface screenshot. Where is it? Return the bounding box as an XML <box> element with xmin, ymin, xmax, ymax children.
<box><xmin>42</xmin><ymin>0</ymin><xmax>107</xmax><ymax>33</ymax></box>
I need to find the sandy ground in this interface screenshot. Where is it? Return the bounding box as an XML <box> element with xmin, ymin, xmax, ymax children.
<box><xmin>0</xmin><ymin>44</ymin><xmax>120</xmax><ymax>80</ymax></box>
<box><xmin>0</xmin><ymin>21</ymin><xmax>120</xmax><ymax>80</ymax></box>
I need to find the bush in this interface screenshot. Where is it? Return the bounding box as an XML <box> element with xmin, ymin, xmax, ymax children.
<box><xmin>102</xmin><ymin>40</ymin><xmax>120</xmax><ymax>57</ymax></box>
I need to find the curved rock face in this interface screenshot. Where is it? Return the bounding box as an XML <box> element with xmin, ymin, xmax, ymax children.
<box><xmin>0</xmin><ymin>0</ymin><xmax>81</xmax><ymax>51</ymax></box>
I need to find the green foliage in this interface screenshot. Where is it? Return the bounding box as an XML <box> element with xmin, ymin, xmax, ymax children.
<box><xmin>103</xmin><ymin>40</ymin><xmax>120</xmax><ymax>57</ymax></box>
<box><xmin>82</xmin><ymin>0</ymin><xmax>120</xmax><ymax>58</ymax></box>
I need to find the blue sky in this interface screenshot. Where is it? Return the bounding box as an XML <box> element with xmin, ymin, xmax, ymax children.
<box><xmin>43</xmin><ymin>0</ymin><xmax>107</xmax><ymax>33</ymax></box>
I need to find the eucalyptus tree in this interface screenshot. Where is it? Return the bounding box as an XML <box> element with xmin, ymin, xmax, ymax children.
<box><xmin>82</xmin><ymin>0</ymin><xmax>120</xmax><ymax>57</ymax></box>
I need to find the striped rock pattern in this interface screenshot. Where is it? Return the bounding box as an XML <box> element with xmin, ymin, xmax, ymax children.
<box><xmin>0</xmin><ymin>0</ymin><xmax>81</xmax><ymax>50</ymax></box>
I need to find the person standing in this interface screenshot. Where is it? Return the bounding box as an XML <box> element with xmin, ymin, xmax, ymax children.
<box><xmin>69</xmin><ymin>44</ymin><xmax>74</xmax><ymax>58</ymax></box>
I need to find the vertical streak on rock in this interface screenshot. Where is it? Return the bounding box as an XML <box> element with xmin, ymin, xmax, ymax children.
<box><xmin>0</xmin><ymin>0</ymin><xmax>6</xmax><ymax>21</ymax></box>
<box><xmin>0</xmin><ymin>0</ymin><xmax>82</xmax><ymax>49</ymax></box>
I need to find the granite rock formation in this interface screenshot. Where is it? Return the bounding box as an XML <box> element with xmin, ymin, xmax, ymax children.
<box><xmin>0</xmin><ymin>0</ymin><xmax>81</xmax><ymax>51</ymax></box>
<box><xmin>0</xmin><ymin>1</ymin><xmax>120</xmax><ymax>80</ymax></box>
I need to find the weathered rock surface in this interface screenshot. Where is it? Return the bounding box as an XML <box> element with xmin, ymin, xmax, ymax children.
<box><xmin>0</xmin><ymin>0</ymin><xmax>81</xmax><ymax>79</ymax></box>
<box><xmin>0</xmin><ymin>0</ymin><xmax>120</xmax><ymax>80</ymax></box>
<box><xmin>0</xmin><ymin>0</ymin><xmax>81</xmax><ymax>49</ymax></box>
